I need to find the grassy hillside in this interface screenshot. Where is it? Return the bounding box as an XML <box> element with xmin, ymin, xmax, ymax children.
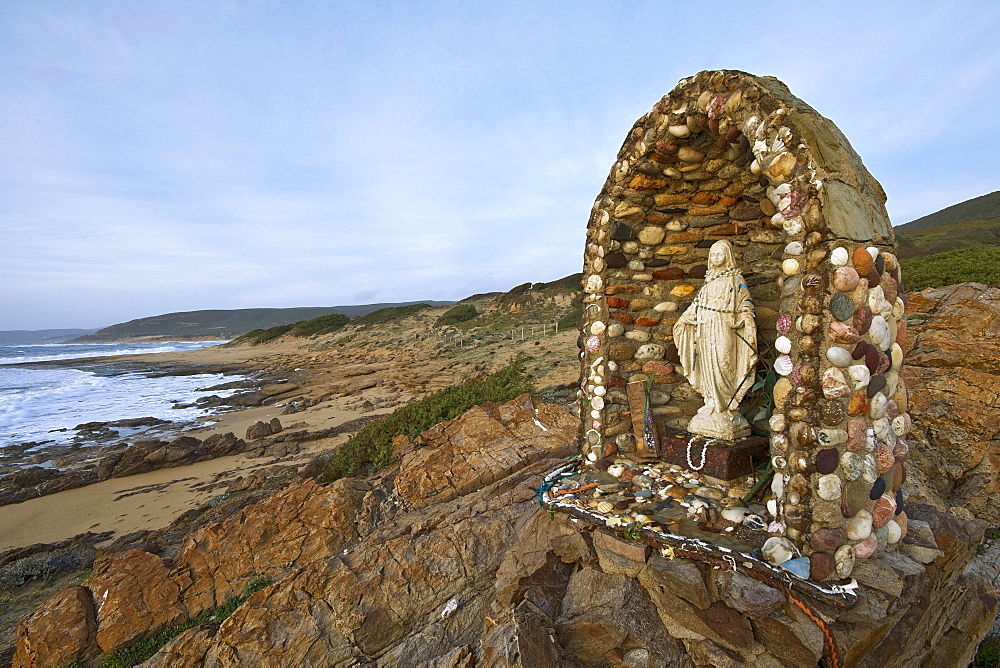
<box><xmin>893</xmin><ymin>191</ymin><xmax>1000</xmax><ymax>290</ymax></box>
<box><xmin>899</xmin><ymin>190</ymin><xmax>1000</xmax><ymax>232</ymax></box>
<box><xmin>900</xmin><ymin>245</ymin><xmax>1000</xmax><ymax>291</ymax></box>
<box><xmin>73</xmin><ymin>302</ymin><xmax>454</xmax><ymax>342</ymax></box>
<box><xmin>895</xmin><ymin>218</ymin><xmax>1000</xmax><ymax>259</ymax></box>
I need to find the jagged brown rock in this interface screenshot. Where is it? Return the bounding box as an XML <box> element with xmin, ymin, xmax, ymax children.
<box><xmin>13</xmin><ymin>394</ymin><xmax>997</xmax><ymax>666</ymax></box>
<box><xmin>12</xmin><ymin>586</ymin><xmax>98</xmax><ymax>667</ymax></box>
<box><xmin>902</xmin><ymin>283</ymin><xmax>1000</xmax><ymax>522</ymax></box>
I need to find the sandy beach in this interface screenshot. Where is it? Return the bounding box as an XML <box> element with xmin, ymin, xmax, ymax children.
<box><xmin>0</xmin><ymin>317</ymin><xmax>579</xmax><ymax>553</ymax></box>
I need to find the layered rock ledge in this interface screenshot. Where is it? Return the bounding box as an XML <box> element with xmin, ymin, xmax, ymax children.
<box><xmin>14</xmin><ymin>395</ymin><xmax>996</xmax><ymax>666</ymax></box>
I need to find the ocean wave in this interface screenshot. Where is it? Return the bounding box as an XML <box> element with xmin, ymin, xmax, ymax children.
<box><xmin>0</xmin><ymin>367</ymin><xmax>247</xmax><ymax>450</ymax></box>
<box><xmin>0</xmin><ymin>340</ymin><xmax>229</xmax><ymax>365</ymax></box>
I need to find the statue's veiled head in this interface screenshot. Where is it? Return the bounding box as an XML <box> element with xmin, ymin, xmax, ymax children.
<box><xmin>708</xmin><ymin>240</ymin><xmax>737</xmax><ymax>270</ymax></box>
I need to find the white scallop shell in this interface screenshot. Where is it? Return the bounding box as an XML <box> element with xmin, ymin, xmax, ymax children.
<box><xmin>781</xmin><ymin>259</ymin><xmax>800</xmax><ymax>276</ymax></box>
<box><xmin>593</xmin><ymin>386</ymin><xmax>606</xmax><ymax>397</ymax></box>
<box><xmin>784</xmin><ymin>241</ymin><xmax>804</xmax><ymax>256</ymax></box>
<box><xmin>591</xmin><ymin>395</ymin><xmax>605</xmax><ymax>410</ymax></box>
<box><xmin>774</xmin><ymin>354</ymin><xmax>794</xmax><ymax>376</ymax></box>
<box><xmin>590</xmin><ymin>321</ymin><xmax>606</xmax><ymax>335</ymax></box>
<box><xmin>866</xmin><ymin>246</ymin><xmax>880</xmax><ymax>259</ymax></box>
<box><xmin>775</xmin><ymin>336</ymin><xmax>792</xmax><ymax>354</ymax></box>
<box><xmin>830</xmin><ymin>247</ymin><xmax>849</xmax><ymax>266</ymax></box>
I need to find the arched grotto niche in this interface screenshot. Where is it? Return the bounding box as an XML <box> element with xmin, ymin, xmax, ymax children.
<box><xmin>576</xmin><ymin>70</ymin><xmax>911</xmax><ymax>576</ymax></box>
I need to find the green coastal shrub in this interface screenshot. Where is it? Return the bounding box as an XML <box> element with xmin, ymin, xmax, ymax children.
<box><xmin>354</xmin><ymin>303</ymin><xmax>433</xmax><ymax>326</ymax></box>
<box><xmin>557</xmin><ymin>293</ymin><xmax>583</xmax><ymax>331</ymax></box>
<box><xmin>305</xmin><ymin>356</ymin><xmax>534</xmax><ymax>483</ymax></box>
<box><xmin>435</xmin><ymin>303</ymin><xmax>478</xmax><ymax>326</ymax></box>
<box><xmin>232</xmin><ymin>313</ymin><xmax>350</xmax><ymax>345</ymax></box>
<box><xmin>900</xmin><ymin>244</ymin><xmax>1000</xmax><ymax>291</ymax></box>
<box><xmin>0</xmin><ymin>548</ymin><xmax>96</xmax><ymax>590</ymax></box>
<box><xmin>101</xmin><ymin>577</ymin><xmax>273</xmax><ymax>667</ymax></box>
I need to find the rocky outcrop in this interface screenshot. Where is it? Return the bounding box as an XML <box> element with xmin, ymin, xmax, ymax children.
<box><xmin>902</xmin><ymin>283</ymin><xmax>1000</xmax><ymax>523</ymax></box>
<box><xmin>15</xmin><ymin>394</ymin><xmax>995</xmax><ymax>666</ymax></box>
<box><xmin>96</xmin><ymin>432</ymin><xmax>249</xmax><ymax>479</ymax></box>
<box><xmin>12</xmin><ymin>586</ymin><xmax>98</xmax><ymax>667</ymax></box>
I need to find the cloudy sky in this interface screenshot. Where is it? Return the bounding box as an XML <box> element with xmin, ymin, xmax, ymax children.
<box><xmin>2</xmin><ymin>1</ymin><xmax>998</xmax><ymax>330</ymax></box>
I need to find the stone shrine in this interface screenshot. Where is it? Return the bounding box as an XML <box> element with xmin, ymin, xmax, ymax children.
<box><xmin>567</xmin><ymin>69</ymin><xmax>912</xmax><ymax>579</ymax></box>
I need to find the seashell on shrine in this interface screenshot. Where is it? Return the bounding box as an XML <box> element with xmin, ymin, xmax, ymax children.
<box><xmin>762</xmin><ymin>536</ymin><xmax>797</xmax><ymax>565</ymax></box>
<box><xmin>830</xmin><ymin>247</ymin><xmax>849</xmax><ymax>266</ymax></box>
<box><xmin>590</xmin><ymin>321</ymin><xmax>606</xmax><ymax>335</ymax></box>
<box><xmin>783</xmin><ymin>216</ymin><xmax>805</xmax><ymax>236</ymax></box>
<box><xmin>775</xmin><ymin>336</ymin><xmax>792</xmax><ymax>354</ymax></box>
<box><xmin>774</xmin><ymin>354</ymin><xmax>794</xmax><ymax>376</ymax></box>
<box><xmin>782</xmin><ymin>259</ymin><xmax>800</xmax><ymax>275</ymax></box>
<box><xmin>785</xmin><ymin>241</ymin><xmax>804</xmax><ymax>256</ymax></box>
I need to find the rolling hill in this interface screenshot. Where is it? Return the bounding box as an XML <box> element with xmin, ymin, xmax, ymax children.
<box><xmin>896</xmin><ymin>190</ymin><xmax>1000</xmax><ymax>232</ymax></box>
<box><xmin>894</xmin><ymin>191</ymin><xmax>1000</xmax><ymax>290</ymax></box>
<box><xmin>72</xmin><ymin>303</ymin><xmax>454</xmax><ymax>343</ymax></box>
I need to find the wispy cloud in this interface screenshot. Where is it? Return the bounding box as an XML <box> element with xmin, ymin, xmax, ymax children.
<box><xmin>2</xmin><ymin>1</ymin><xmax>999</xmax><ymax>329</ymax></box>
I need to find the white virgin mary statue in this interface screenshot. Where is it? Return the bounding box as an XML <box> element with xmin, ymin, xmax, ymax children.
<box><xmin>673</xmin><ymin>240</ymin><xmax>758</xmax><ymax>441</ymax></box>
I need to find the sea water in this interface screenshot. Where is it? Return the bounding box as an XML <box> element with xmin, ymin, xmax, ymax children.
<box><xmin>0</xmin><ymin>341</ymin><xmax>247</xmax><ymax>453</ymax></box>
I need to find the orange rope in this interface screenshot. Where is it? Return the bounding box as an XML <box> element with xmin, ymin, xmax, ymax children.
<box><xmin>552</xmin><ymin>483</ymin><xmax>599</xmax><ymax>496</ymax></box>
<box><xmin>671</xmin><ymin>546</ymin><xmax>841</xmax><ymax>667</ymax></box>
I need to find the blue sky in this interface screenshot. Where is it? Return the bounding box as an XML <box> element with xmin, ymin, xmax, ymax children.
<box><xmin>2</xmin><ymin>1</ymin><xmax>998</xmax><ymax>330</ymax></box>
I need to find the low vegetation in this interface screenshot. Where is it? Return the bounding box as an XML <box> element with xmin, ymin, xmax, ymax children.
<box><xmin>435</xmin><ymin>303</ymin><xmax>478</xmax><ymax>326</ymax></box>
<box><xmin>305</xmin><ymin>357</ymin><xmax>534</xmax><ymax>483</ymax></box>
<box><xmin>101</xmin><ymin>577</ymin><xmax>273</xmax><ymax>667</ymax></box>
<box><xmin>232</xmin><ymin>313</ymin><xmax>350</xmax><ymax>345</ymax></box>
<box><xmin>557</xmin><ymin>293</ymin><xmax>583</xmax><ymax>331</ymax></box>
<box><xmin>0</xmin><ymin>548</ymin><xmax>95</xmax><ymax>590</ymax></box>
<box><xmin>353</xmin><ymin>303</ymin><xmax>434</xmax><ymax>326</ymax></box>
<box><xmin>899</xmin><ymin>244</ymin><xmax>1000</xmax><ymax>291</ymax></box>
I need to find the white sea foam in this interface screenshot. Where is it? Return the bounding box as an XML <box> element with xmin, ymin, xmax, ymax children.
<box><xmin>0</xmin><ymin>341</ymin><xmax>246</xmax><ymax>452</ymax></box>
<box><xmin>0</xmin><ymin>340</ymin><xmax>229</xmax><ymax>365</ymax></box>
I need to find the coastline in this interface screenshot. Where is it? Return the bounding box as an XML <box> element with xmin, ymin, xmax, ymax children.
<box><xmin>0</xmin><ymin>339</ymin><xmax>399</xmax><ymax>551</ymax></box>
<box><xmin>0</xmin><ymin>323</ymin><xmax>580</xmax><ymax>553</ymax></box>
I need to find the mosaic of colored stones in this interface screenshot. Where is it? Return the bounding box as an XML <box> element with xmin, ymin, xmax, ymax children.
<box><xmin>575</xmin><ymin>69</ymin><xmax>909</xmax><ymax>581</ymax></box>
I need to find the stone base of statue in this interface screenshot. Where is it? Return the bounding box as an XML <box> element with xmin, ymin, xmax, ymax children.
<box><xmin>686</xmin><ymin>406</ymin><xmax>751</xmax><ymax>442</ymax></box>
<box><xmin>660</xmin><ymin>432</ymin><xmax>768</xmax><ymax>480</ymax></box>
